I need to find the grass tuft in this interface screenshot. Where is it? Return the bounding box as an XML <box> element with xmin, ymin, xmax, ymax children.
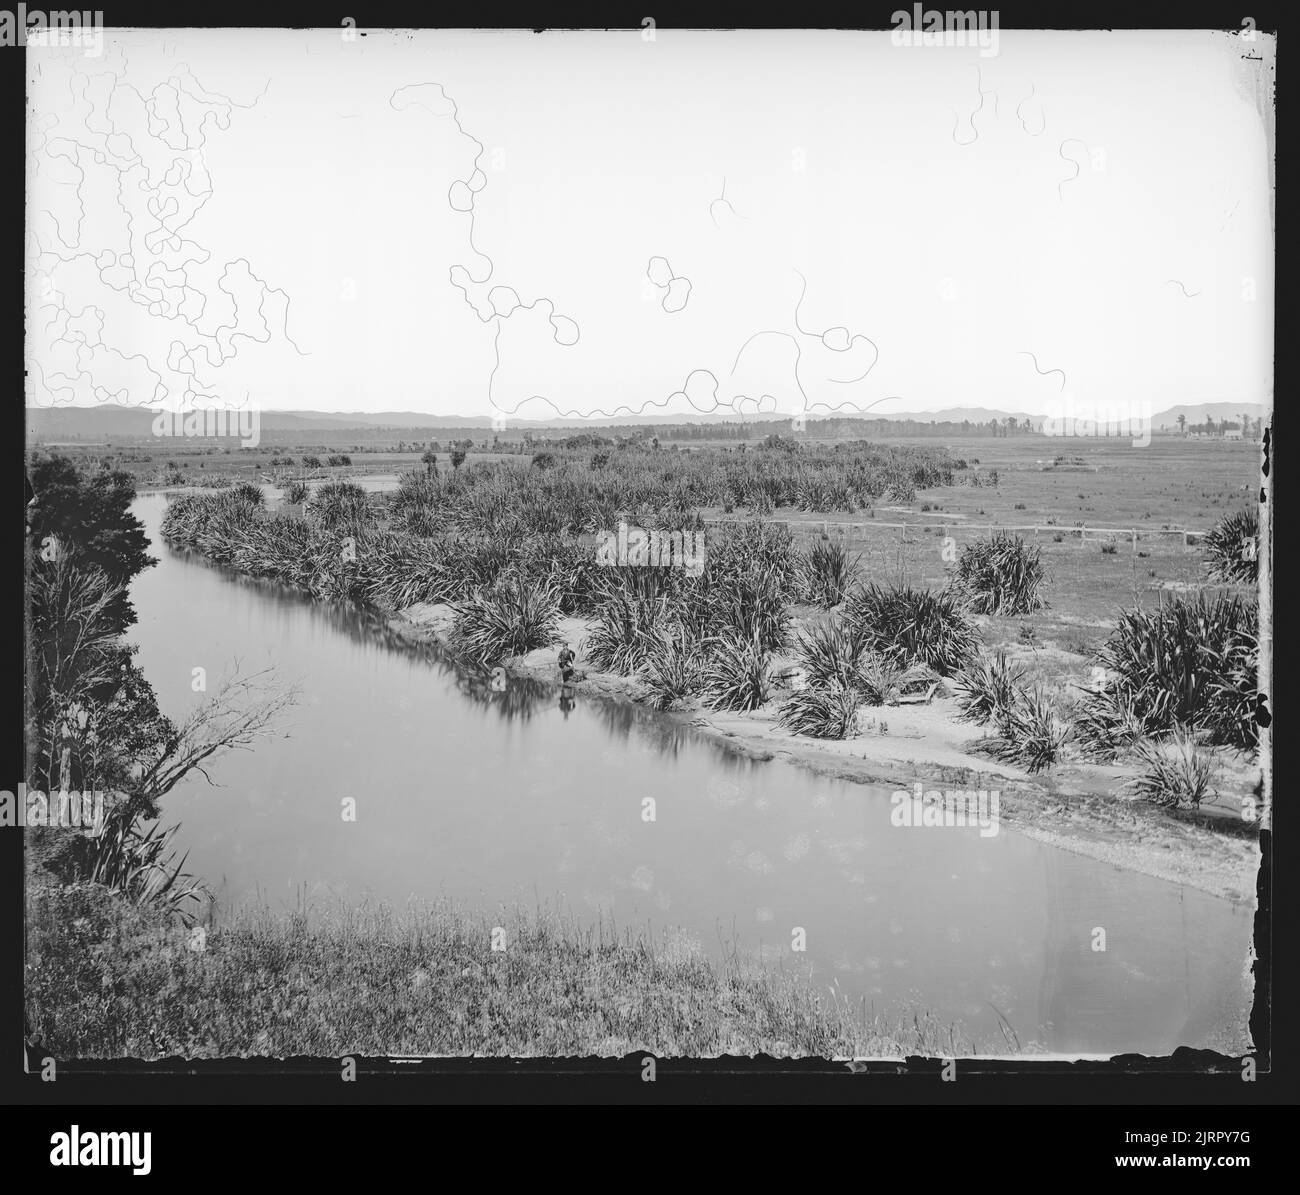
<box><xmin>952</xmin><ymin>532</ymin><xmax>1047</xmax><ymax>615</ymax></box>
<box><xmin>1203</xmin><ymin>508</ymin><xmax>1259</xmax><ymax>583</ymax></box>
<box><xmin>778</xmin><ymin>682</ymin><xmax>860</xmax><ymax>739</ymax></box>
<box><xmin>1122</xmin><ymin>733</ymin><xmax>1219</xmax><ymax>808</ymax></box>
<box><xmin>844</xmin><ymin>583</ymin><xmax>980</xmax><ymax>676</ymax></box>
<box><xmin>449</xmin><ymin>574</ymin><xmax>561</xmax><ymax>665</ymax></box>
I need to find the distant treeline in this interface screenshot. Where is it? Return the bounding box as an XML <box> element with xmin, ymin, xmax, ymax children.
<box><xmin>651</xmin><ymin>417</ymin><xmax>1041</xmax><ymax>441</ymax></box>
<box><xmin>507</xmin><ymin>418</ymin><xmax>1041</xmax><ymax>448</ymax></box>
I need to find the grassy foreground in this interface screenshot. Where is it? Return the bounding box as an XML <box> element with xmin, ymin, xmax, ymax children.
<box><xmin>25</xmin><ymin>879</ymin><xmax>970</xmax><ymax>1059</ymax></box>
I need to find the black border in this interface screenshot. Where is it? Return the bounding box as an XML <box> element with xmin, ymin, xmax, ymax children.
<box><xmin>4</xmin><ymin>2</ymin><xmax>1290</xmax><ymax>1115</ymax></box>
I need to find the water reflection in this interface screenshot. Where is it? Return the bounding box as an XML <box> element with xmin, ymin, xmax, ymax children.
<box><xmin>453</xmin><ymin>666</ymin><xmax>551</xmax><ymax>723</ymax></box>
<box><xmin>125</xmin><ymin>493</ymin><xmax>1255</xmax><ymax>1055</ymax></box>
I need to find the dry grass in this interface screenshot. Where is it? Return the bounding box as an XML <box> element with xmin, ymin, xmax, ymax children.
<box><xmin>25</xmin><ymin>880</ymin><xmax>978</xmax><ymax>1059</ymax></box>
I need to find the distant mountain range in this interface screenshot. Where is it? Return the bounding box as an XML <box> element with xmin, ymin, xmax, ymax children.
<box><xmin>25</xmin><ymin>401</ymin><xmax>1268</xmax><ymax>439</ymax></box>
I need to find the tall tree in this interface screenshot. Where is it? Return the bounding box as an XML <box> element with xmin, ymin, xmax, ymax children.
<box><xmin>26</xmin><ymin>454</ymin><xmax>154</xmax><ymax>632</ymax></box>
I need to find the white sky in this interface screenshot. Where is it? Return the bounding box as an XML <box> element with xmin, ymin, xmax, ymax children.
<box><xmin>26</xmin><ymin>27</ymin><xmax>1275</xmax><ymax>420</ymax></box>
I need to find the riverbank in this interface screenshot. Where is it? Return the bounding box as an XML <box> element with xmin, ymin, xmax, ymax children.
<box><xmin>145</xmin><ymin>482</ymin><xmax>1261</xmax><ymax>905</ymax></box>
<box><xmin>394</xmin><ymin>602</ymin><xmax>1261</xmax><ymax>905</ymax></box>
<box><xmin>24</xmin><ymin>873</ymin><xmax>977</xmax><ymax>1059</ymax></box>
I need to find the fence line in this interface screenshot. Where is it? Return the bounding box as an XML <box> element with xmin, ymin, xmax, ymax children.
<box><xmin>698</xmin><ymin>516</ymin><xmax>1209</xmax><ymax>549</ymax></box>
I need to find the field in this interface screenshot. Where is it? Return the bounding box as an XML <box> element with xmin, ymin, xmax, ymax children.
<box><xmin>112</xmin><ymin>427</ymin><xmax>1259</xmax><ymax>692</ymax></box>
<box><xmin>139</xmin><ymin>427</ymin><xmax>1263</xmax><ymax>844</ymax></box>
<box><xmin>765</xmin><ymin>436</ymin><xmax>1259</xmax><ymax>648</ymax></box>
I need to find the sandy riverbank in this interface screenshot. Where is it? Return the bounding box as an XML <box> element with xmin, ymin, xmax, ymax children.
<box><xmin>390</xmin><ymin>601</ymin><xmax>1261</xmax><ymax>906</ymax></box>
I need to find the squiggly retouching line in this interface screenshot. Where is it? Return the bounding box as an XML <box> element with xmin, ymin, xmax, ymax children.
<box><xmin>1019</xmin><ymin>350</ymin><xmax>1067</xmax><ymax>391</ymax></box>
<box><xmin>1015</xmin><ymin>84</ymin><xmax>1045</xmax><ymax>136</ymax></box>
<box><xmin>1057</xmin><ymin>139</ymin><xmax>1088</xmax><ymax>202</ymax></box>
<box><xmin>709</xmin><ymin>177</ymin><xmax>747</xmax><ymax>228</ymax></box>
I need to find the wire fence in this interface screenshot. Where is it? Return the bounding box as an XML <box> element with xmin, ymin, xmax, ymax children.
<box><xmin>700</xmin><ymin>517</ymin><xmax>1210</xmax><ymax>552</ymax></box>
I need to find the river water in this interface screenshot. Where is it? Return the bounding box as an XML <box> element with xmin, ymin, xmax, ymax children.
<box><xmin>127</xmin><ymin>493</ymin><xmax>1255</xmax><ymax>1055</ymax></box>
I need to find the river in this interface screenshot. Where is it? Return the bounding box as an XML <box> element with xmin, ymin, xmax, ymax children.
<box><xmin>127</xmin><ymin>492</ymin><xmax>1255</xmax><ymax>1055</ymax></box>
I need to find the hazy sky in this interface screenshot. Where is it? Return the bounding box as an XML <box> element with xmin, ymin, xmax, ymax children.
<box><xmin>26</xmin><ymin>27</ymin><xmax>1275</xmax><ymax>420</ymax></box>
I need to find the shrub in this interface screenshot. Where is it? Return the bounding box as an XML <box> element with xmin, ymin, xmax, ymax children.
<box><xmin>778</xmin><ymin>682</ymin><xmax>860</xmax><ymax>739</ymax></box>
<box><xmin>857</xmin><ymin>654</ymin><xmax>903</xmax><ymax>707</ymax></box>
<box><xmin>799</xmin><ymin>540</ymin><xmax>860</xmax><ymax>608</ymax></box>
<box><xmin>1080</xmin><ymin>594</ymin><xmax>1258</xmax><ymax>749</ymax></box>
<box><xmin>952</xmin><ymin>532</ymin><xmax>1046</xmax><ymax>615</ymax></box>
<box><xmin>584</xmin><ymin>590</ymin><xmax>671</xmax><ymax>675</ymax></box>
<box><xmin>700</xmin><ymin>630</ymin><xmax>771</xmax><ymax>711</ymax></box>
<box><xmin>160</xmin><ymin>490</ymin><xmax>261</xmax><ymax>563</ymax></box>
<box><xmin>392</xmin><ymin>468</ymin><xmax>444</xmax><ymax>531</ymax></box>
<box><xmin>354</xmin><ymin>532</ymin><xmax>455</xmax><ymax>609</ymax></box>
<box><xmin>1122</xmin><ymin>733</ymin><xmax>1219</xmax><ymax>807</ymax></box>
<box><xmin>724</xmin><ymin>570</ymin><xmax>791</xmax><ymax>653</ymax></box>
<box><xmin>442</xmin><ymin>536</ymin><xmax>512</xmax><ymax>596</ymax></box>
<box><xmin>1073</xmin><ymin>689</ymin><xmax>1147</xmax><ymax>762</ymax></box>
<box><xmin>230</xmin><ymin>481</ymin><xmax>265</xmax><ymax>507</ymax></box>
<box><xmin>985</xmin><ymin>684</ymin><xmax>1070</xmax><ymax>773</ymax></box>
<box><xmin>793</xmin><ymin>618</ymin><xmax>867</xmax><ymax>691</ymax></box>
<box><xmin>301</xmin><ymin>455</ymin><xmax>322</xmax><ymax>469</ymax></box>
<box><xmin>285</xmin><ymin>481</ymin><xmax>310</xmax><ymax>506</ymax></box>
<box><xmin>639</xmin><ymin>627</ymin><xmax>704</xmax><ymax>711</ymax></box>
<box><xmin>226</xmin><ymin>513</ymin><xmax>314</xmax><ymax>589</ymax></box>
<box><xmin>954</xmin><ymin>649</ymin><xmax>1027</xmax><ymax>725</ymax></box>
<box><xmin>87</xmin><ymin>812</ymin><xmax>206</xmax><ymax>919</ymax></box>
<box><xmin>708</xmin><ymin>519</ymin><xmax>799</xmax><ymax>589</ymax></box>
<box><xmin>449</xmin><ymin>575</ymin><xmax>561</xmax><ymax>665</ymax></box>
<box><xmin>1204</xmin><ymin>508</ymin><xmax>1259</xmax><ymax>583</ymax></box>
<box><xmin>1203</xmin><ymin>640</ymin><xmax>1259</xmax><ymax>752</ymax></box>
<box><xmin>790</xmin><ymin>618</ymin><xmax>899</xmax><ymax>706</ymax></box>
<box><xmin>844</xmin><ymin>583</ymin><xmax>980</xmax><ymax>675</ymax></box>
<box><xmin>309</xmin><ymin>480</ymin><xmax>370</xmax><ymax>530</ymax></box>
